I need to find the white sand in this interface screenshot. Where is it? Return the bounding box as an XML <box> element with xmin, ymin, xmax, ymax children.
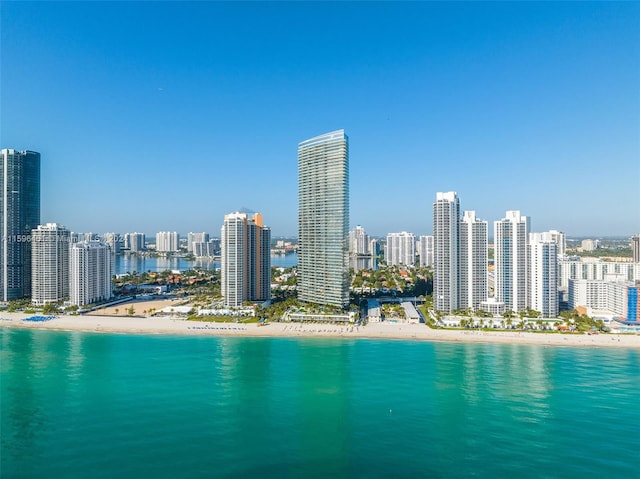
<box><xmin>1</xmin><ymin>312</ymin><xmax>639</xmax><ymax>349</ymax></box>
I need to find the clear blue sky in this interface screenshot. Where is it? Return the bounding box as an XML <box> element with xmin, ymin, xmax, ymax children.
<box><xmin>2</xmin><ymin>1</ymin><xmax>638</xmax><ymax>238</ymax></box>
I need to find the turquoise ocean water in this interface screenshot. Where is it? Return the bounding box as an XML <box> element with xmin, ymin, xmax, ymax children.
<box><xmin>1</xmin><ymin>328</ymin><xmax>639</xmax><ymax>478</ymax></box>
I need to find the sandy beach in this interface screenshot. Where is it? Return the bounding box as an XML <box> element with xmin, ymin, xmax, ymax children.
<box><xmin>1</xmin><ymin>312</ymin><xmax>639</xmax><ymax>349</ymax></box>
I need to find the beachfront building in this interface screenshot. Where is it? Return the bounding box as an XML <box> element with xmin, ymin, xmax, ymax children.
<box><xmin>494</xmin><ymin>210</ymin><xmax>529</xmax><ymax>313</ymax></box>
<box><xmin>459</xmin><ymin>211</ymin><xmax>488</xmax><ymax>311</ymax></box>
<box><xmin>569</xmin><ymin>279</ymin><xmax>639</xmax><ymax>322</ymax></box>
<box><xmin>31</xmin><ymin>223</ymin><xmax>70</xmax><ymax>306</ymax></box>
<box><xmin>124</xmin><ymin>232</ymin><xmax>145</xmax><ymax>252</ymax></box>
<box><xmin>385</xmin><ymin>232</ymin><xmax>416</xmax><ymax>267</ymax></box>
<box><xmin>298</xmin><ymin>130</ymin><xmax>349</xmax><ymax>308</ymax></box>
<box><xmin>1</xmin><ymin>148</ymin><xmax>41</xmax><ymax>301</ymax></box>
<box><xmin>187</xmin><ymin>232</ymin><xmax>209</xmax><ymax>253</ymax></box>
<box><xmin>433</xmin><ymin>191</ymin><xmax>460</xmax><ymax>313</ymax></box>
<box><xmin>557</xmin><ymin>258</ymin><xmax>640</xmax><ymax>289</ymax></box>
<box><xmin>70</xmin><ymin>241</ymin><xmax>113</xmax><ymax>306</ymax></box>
<box><xmin>156</xmin><ymin>231</ymin><xmax>179</xmax><ymax>252</ymax></box>
<box><xmin>529</xmin><ymin>233</ymin><xmax>558</xmax><ymax>318</ymax></box>
<box><xmin>418</xmin><ymin>235</ymin><xmax>434</xmax><ymax>268</ymax></box>
<box><xmin>221</xmin><ymin>212</ymin><xmax>270</xmax><ymax>307</ymax></box>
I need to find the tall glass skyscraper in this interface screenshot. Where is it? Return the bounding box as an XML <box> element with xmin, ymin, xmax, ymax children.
<box><xmin>433</xmin><ymin>191</ymin><xmax>460</xmax><ymax>313</ymax></box>
<box><xmin>494</xmin><ymin>210</ymin><xmax>529</xmax><ymax>313</ymax></box>
<box><xmin>1</xmin><ymin>149</ymin><xmax>41</xmax><ymax>301</ymax></box>
<box><xmin>298</xmin><ymin>130</ymin><xmax>349</xmax><ymax>308</ymax></box>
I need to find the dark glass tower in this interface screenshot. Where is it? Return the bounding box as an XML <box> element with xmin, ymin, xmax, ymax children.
<box><xmin>1</xmin><ymin>149</ymin><xmax>41</xmax><ymax>301</ymax></box>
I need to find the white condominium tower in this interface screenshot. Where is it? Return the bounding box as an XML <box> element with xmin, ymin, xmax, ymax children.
<box><xmin>102</xmin><ymin>232</ymin><xmax>121</xmax><ymax>254</ymax></box>
<box><xmin>349</xmin><ymin>225</ymin><xmax>369</xmax><ymax>255</ymax></box>
<box><xmin>125</xmin><ymin>232</ymin><xmax>145</xmax><ymax>252</ymax></box>
<box><xmin>221</xmin><ymin>212</ymin><xmax>271</xmax><ymax>307</ymax></box>
<box><xmin>433</xmin><ymin>192</ymin><xmax>460</xmax><ymax>313</ymax></box>
<box><xmin>537</xmin><ymin>230</ymin><xmax>566</xmax><ymax>257</ymax></box>
<box><xmin>156</xmin><ymin>231</ymin><xmax>179</xmax><ymax>252</ymax></box>
<box><xmin>529</xmin><ymin>232</ymin><xmax>558</xmax><ymax>318</ymax></box>
<box><xmin>1</xmin><ymin>149</ymin><xmax>41</xmax><ymax>300</ymax></box>
<box><xmin>187</xmin><ymin>232</ymin><xmax>209</xmax><ymax>253</ymax></box>
<box><xmin>418</xmin><ymin>235</ymin><xmax>434</xmax><ymax>268</ymax></box>
<box><xmin>494</xmin><ymin>210</ymin><xmax>529</xmax><ymax>312</ymax></box>
<box><xmin>70</xmin><ymin>241</ymin><xmax>113</xmax><ymax>306</ymax></box>
<box><xmin>385</xmin><ymin>232</ymin><xmax>416</xmax><ymax>266</ymax></box>
<box><xmin>31</xmin><ymin>223</ymin><xmax>70</xmax><ymax>306</ymax></box>
<box><xmin>298</xmin><ymin>130</ymin><xmax>349</xmax><ymax>308</ymax></box>
<box><xmin>459</xmin><ymin>211</ymin><xmax>488</xmax><ymax>311</ymax></box>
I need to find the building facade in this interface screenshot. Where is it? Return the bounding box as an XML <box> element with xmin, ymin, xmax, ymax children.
<box><xmin>459</xmin><ymin>211</ymin><xmax>488</xmax><ymax>311</ymax></box>
<box><xmin>349</xmin><ymin>226</ymin><xmax>369</xmax><ymax>256</ymax></box>
<box><xmin>433</xmin><ymin>192</ymin><xmax>460</xmax><ymax>313</ymax></box>
<box><xmin>187</xmin><ymin>232</ymin><xmax>209</xmax><ymax>253</ymax></box>
<box><xmin>1</xmin><ymin>149</ymin><xmax>41</xmax><ymax>301</ymax></box>
<box><xmin>193</xmin><ymin>239</ymin><xmax>220</xmax><ymax>258</ymax></box>
<box><xmin>70</xmin><ymin>241</ymin><xmax>113</xmax><ymax>306</ymax></box>
<box><xmin>125</xmin><ymin>232</ymin><xmax>145</xmax><ymax>252</ymax></box>
<box><xmin>31</xmin><ymin>223</ymin><xmax>70</xmax><ymax>306</ymax></box>
<box><xmin>557</xmin><ymin>258</ymin><xmax>640</xmax><ymax>289</ymax></box>
<box><xmin>529</xmin><ymin>233</ymin><xmax>558</xmax><ymax>318</ymax></box>
<box><xmin>385</xmin><ymin>232</ymin><xmax>416</xmax><ymax>267</ymax></box>
<box><xmin>632</xmin><ymin>234</ymin><xmax>640</xmax><ymax>263</ymax></box>
<box><xmin>418</xmin><ymin>235</ymin><xmax>434</xmax><ymax>268</ymax></box>
<box><xmin>494</xmin><ymin>210</ymin><xmax>529</xmax><ymax>313</ymax></box>
<box><xmin>103</xmin><ymin>232</ymin><xmax>121</xmax><ymax>254</ymax></box>
<box><xmin>569</xmin><ymin>279</ymin><xmax>639</xmax><ymax>321</ymax></box>
<box><xmin>221</xmin><ymin>212</ymin><xmax>271</xmax><ymax>307</ymax></box>
<box><xmin>298</xmin><ymin>130</ymin><xmax>349</xmax><ymax>308</ymax></box>
<box><xmin>156</xmin><ymin>231</ymin><xmax>179</xmax><ymax>252</ymax></box>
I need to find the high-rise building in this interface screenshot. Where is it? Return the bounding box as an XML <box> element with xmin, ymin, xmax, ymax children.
<box><xmin>418</xmin><ymin>235</ymin><xmax>434</xmax><ymax>268</ymax></box>
<box><xmin>529</xmin><ymin>233</ymin><xmax>558</xmax><ymax>318</ymax></box>
<box><xmin>156</xmin><ymin>231</ymin><xmax>179</xmax><ymax>252</ymax></box>
<box><xmin>298</xmin><ymin>130</ymin><xmax>349</xmax><ymax>308</ymax></box>
<box><xmin>459</xmin><ymin>211</ymin><xmax>488</xmax><ymax>311</ymax></box>
<box><xmin>631</xmin><ymin>234</ymin><xmax>640</xmax><ymax>263</ymax></box>
<box><xmin>221</xmin><ymin>212</ymin><xmax>270</xmax><ymax>307</ymax></box>
<box><xmin>581</xmin><ymin>239</ymin><xmax>599</xmax><ymax>252</ymax></box>
<box><xmin>433</xmin><ymin>192</ymin><xmax>460</xmax><ymax>313</ymax></box>
<box><xmin>125</xmin><ymin>232</ymin><xmax>145</xmax><ymax>252</ymax></box>
<box><xmin>193</xmin><ymin>239</ymin><xmax>220</xmax><ymax>258</ymax></box>
<box><xmin>31</xmin><ymin>223</ymin><xmax>70</xmax><ymax>306</ymax></box>
<box><xmin>70</xmin><ymin>241</ymin><xmax>113</xmax><ymax>306</ymax></box>
<box><xmin>102</xmin><ymin>233</ymin><xmax>121</xmax><ymax>254</ymax></box>
<box><xmin>1</xmin><ymin>149</ymin><xmax>41</xmax><ymax>301</ymax></box>
<box><xmin>349</xmin><ymin>226</ymin><xmax>369</xmax><ymax>255</ymax></box>
<box><xmin>538</xmin><ymin>230</ymin><xmax>565</xmax><ymax>256</ymax></box>
<box><xmin>187</xmin><ymin>232</ymin><xmax>209</xmax><ymax>253</ymax></box>
<box><xmin>385</xmin><ymin>232</ymin><xmax>416</xmax><ymax>266</ymax></box>
<box><xmin>494</xmin><ymin>210</ymin><xmax>529</xmax><ymax>312</ymax></box>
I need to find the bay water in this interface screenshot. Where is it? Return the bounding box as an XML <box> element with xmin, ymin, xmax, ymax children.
<box><xmin>1</xmin><ymin>328</ymin><xmax>638</xmax><ymax>478</ymax></box>
<box><xmin>114</xmin><ymin>253</ymin><xmax>297</xmax><ymax>275</ymax></box>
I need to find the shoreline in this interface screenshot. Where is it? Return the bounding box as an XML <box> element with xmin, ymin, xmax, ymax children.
<box><xmin>1</xmin><ymin>312</ymin><xmax>639</xmax><ymax>349</ymax></box>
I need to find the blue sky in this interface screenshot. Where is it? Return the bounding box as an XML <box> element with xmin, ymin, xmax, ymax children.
<box><xmin>2</xmin><ymin>1</ymin><xmax>638</xmax><ymax>238</ymax></box>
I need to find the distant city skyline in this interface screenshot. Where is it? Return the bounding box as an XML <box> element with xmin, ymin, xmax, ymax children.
<box><xmin>2</xmin><ymin>2</ymin><xmax>638</xmax><ymax>237</ymax></box>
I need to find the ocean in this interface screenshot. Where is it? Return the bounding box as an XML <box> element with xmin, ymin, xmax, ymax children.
<box><xmin>1</xmin><ymin>328</ymin><xmax>638</xmax><ymax>478</ymax></box>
